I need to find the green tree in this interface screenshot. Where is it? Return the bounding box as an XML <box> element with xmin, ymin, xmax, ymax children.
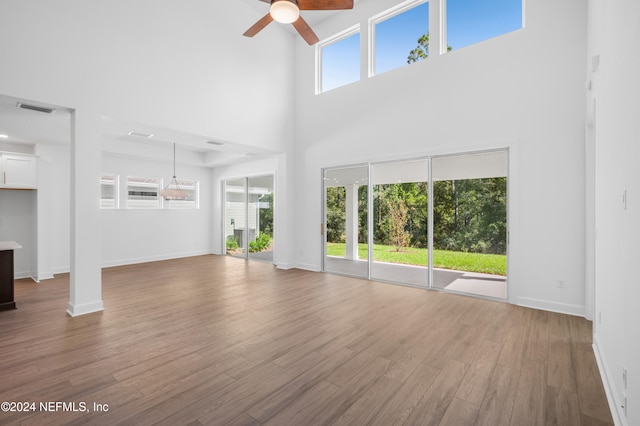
<box><xmin>326</xmin><ymin>187</ymin><xmax>346</xmax><ymax>243</ymax></box>
<box><xmin>385</xmin><ymin>191</ymin><xmax>410</xmax><ymax>252</ymax></box>
<box><xmin>325</xmin><ymin>185</ymin><xmax>368</xmax><ymax>244</ymax></box>
<box><xmin>407</xmin><ymin>33</ymin><xmax>452</xmax><ymax>64</ymax></box>
<box><xmin>258</xmin><ymin>193</ymin><xmax>274</xmax><ymax>236</ymax></box>
<box><xmin>433</xmin><ymin>178</ymin><xmax>506</xmax><ymax>255</ymax></box>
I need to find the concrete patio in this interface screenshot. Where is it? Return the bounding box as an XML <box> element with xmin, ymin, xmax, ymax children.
<box><xmin>324</xmin><ymin>256</ymin><xmax>507</xmax><ymax>299</ymax></box>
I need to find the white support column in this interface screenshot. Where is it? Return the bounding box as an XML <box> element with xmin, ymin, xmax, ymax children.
<box><xmin>345</xmin><ymin>184</ymin><xmax>359</xmax><ymax>260</ymax></box>
<box><xmin>67</xmin><ymin>109</ymin><xmax>103</xmax><ymax>317</ymax></box>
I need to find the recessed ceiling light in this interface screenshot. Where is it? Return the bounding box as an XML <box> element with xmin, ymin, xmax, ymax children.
<box><xmin>127</xmin><ymin>131</ymin><xmax>154</xmax><ymax>138</ymax></box>
<box><xmin>206</xmin><ymin>140</ymin><xmax>224</xmax><ymax>146</ymax></box>
<box><xmin>0</xmin><ymin>134</ymin><xmax>8</xmax><ymax>138</ymax></box>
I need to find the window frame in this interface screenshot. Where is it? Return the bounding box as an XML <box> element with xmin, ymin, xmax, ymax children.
<box><xmin>126</xmin><ymin>175</ymin><xmax>162</xmax><ymax>209</ymax></box>
<box><xmin>100</xmin><ymin>173</ymin><xmax>119</xmax><ymax>209</ymax></box>
<box><xmin>315</xmin><ymin>23</ymin><xmax>361</xmax><ymax>95</ymax></box>
<box><xmin>164</xmin><ymin>178</ymin><xmax>200</xmax><ymax>210</ymax></box>
<box><xmin>368</xmin><ymin>0</ymin><xmax>429</xmax><ymax>78</ymax></box>
<box><xmin>442</xmin><ymin>0</ymin><xmax>524</xmax><ymax>54</ymax></box>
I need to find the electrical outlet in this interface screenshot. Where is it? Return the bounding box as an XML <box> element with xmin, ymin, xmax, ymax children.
<box><xmin>622</xmin><ymin>394</ymin><xmax>627</xmax><ymax>417</ymax></box>
<box><xmin>556</xmin><ymin>280</ymin><xmax>565</xmax><ymax>289</ymax></box>
<box><xmin>623</xmin><ymin>367</ymin><xmax>627</xmax><ymax>389</ymax></box>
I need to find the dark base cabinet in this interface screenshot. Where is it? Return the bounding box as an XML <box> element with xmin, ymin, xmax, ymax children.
<box><xmin>0</xmin><ymin>249</ymin><xmax>16</xmax><ymax>311</ymax></box>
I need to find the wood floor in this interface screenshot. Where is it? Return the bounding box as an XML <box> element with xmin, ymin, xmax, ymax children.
<box><xmin>0</xmin><ymin>255</ymin><xmax>613</xmax><ymax>425</ymax></box>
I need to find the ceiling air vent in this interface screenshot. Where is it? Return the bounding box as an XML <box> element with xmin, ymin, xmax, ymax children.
<box><xmin>16</xmin><ymin>102</ymin><xmax>56</xmax><ymax>114</ymax></box>
<box><xmin>127</xmin><ymin>131</ymin><xmax>154</xmax><ymax>139</ymax></box>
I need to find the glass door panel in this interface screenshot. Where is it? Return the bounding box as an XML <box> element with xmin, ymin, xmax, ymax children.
<box><xmin>225</xmin><ymin>178</ymin><xmax>247</xmax><ymax>258</ymax></box>
<box><xmin>248</xmin><ymin>175</ymin><xmax>274</xmax><ymax>263</ymax></box>
<box><xmin>323</xmin><ymin>165</ymin><xmax>368</xmax><ymax>278</ymax></box>
<box><xmin>432</xmin><ymin>151</ymin><xmax>508</xmax><ymax>299</ymax></box>
<box><xmin>371</xmin><ymin>159</ymin><xmax>429</xmax><ymax>287</ymax></box>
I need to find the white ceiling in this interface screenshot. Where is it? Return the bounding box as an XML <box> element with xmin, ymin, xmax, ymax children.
<box><xmin>0</xmin><ymin>93</ymin><xmax>274</xmax><ymax>168</ymax></box>
<box><xmin>0</xmin><ymin>95</ymin><xmax>70</xmax><ymax>147</ymax></box>
<box><xmin>0</xmin><ymin>1</ymin><xmax>369</xmax><ymax>168</ymax></box>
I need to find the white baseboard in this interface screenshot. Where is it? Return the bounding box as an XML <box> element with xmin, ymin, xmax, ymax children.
<box><xmin>593</xmin><ymin>334</ymin><xmax>626</xmax><ymax>426</ymax></box>
<box><xmin>101</xmin><ymin>250</ymin><xmax>213</xmax><ymax>268</ymax></box>
<box><xmin>53</xmin><ymin>266</ymin><xmax>70</xmax><ymax>275</ymax></box>
<box><xmin>36</xmin><ymin>273</ymin><xmax>55</xmax><ymax>281</ymax></box>
<box><xmin>275</xmin><ymin>262</ymin><xmax>296</xmax><ymax>270</ymax></box>
<box><xmin>66</xmin><ymin>300</ymin><xmax>104</xmax><ymax>317</ymax></box>
<box><xmin>516</xmin><ymin>296</ymin><xmax>585</xmax><ymax>317</ymax></box>
<box><xmin>287</xmin><ymin>262</ymin><xmax>321</xmax><ymax>272</ymax></box>
<box><xmin>14</xmin><ymin>271</ymin><xmax>32</xmax><ymax>280</ymax></box>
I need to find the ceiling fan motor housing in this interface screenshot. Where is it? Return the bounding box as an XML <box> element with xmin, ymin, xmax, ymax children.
<box><xmin>270</xmin><ymin>0</ymin><xmax>300</xmax><ymax>24</ymax></box>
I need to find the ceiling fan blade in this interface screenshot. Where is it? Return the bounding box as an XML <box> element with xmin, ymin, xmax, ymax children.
<box><xmin>298</xmin><ymin>0</ymin><xmax>354</xmax><ymax>10</ymax></box>
<box><xmin>243</xmin><ymin>13</ymin><xmax>274</xmax><ymax>37</ymax></box>
<box><xmin>292</xmin><ymin>16</ymin><xmax>320</xmax><ymax>45</ymax></box>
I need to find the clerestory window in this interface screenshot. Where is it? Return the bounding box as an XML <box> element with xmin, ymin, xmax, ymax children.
<box><xmin>445</xmin><ymin>0</ymin><xmax>523</xmax><ymax>51</ymax></box>
<box><xmin>369</xmin><ymin>0</ymin><xmax>430</xmax><ymax>76</ymax></box>
<box><xmin>316</xmin><ymin>25</ymin><xmax>361</xmax><ymax>94</ymax></box>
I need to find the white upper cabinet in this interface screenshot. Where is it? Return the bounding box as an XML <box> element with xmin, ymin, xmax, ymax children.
<box><xmin>0</xmin><ymin>153</ymin><xmax>38</xmax><ymax>189</ymax></box>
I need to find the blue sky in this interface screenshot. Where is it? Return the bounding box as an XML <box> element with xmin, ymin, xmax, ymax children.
<box><xmin>322</xmin><ymin>0</ymin><xmax>522</xmax><ymax>92</ymax></box>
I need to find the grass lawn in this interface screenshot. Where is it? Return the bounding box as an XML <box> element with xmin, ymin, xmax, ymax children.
<box><xmin>326</xmin><ymin>242</ymin><xmax>506</xmax><ymax>275</ymax></box>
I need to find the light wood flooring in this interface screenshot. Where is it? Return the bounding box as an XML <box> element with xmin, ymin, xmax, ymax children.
<box><xmin>0</xmin><ymin>255</ymin><xmax>613</xmax><ymax>425</ymax></box>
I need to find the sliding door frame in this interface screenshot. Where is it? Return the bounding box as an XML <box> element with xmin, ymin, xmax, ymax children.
<box><xmin>223</xmin><ymin>173</ymin><xmax>276</xmax><ymax>264</ymax></box>
<box><xmin>321</xmin><ymin>148</ymin><xmax>509</xmax><ymax>300</ymax></box>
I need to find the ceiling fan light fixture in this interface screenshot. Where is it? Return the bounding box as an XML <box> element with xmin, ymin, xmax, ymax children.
<box><xmin>270</xmin><ymin>0</ymin><xmax>299</xmax><ymax>24</ymax></box>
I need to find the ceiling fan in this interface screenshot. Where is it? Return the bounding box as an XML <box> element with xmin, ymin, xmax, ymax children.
<box><xmin>243</xmin><ymin>0</ymin><xmax>354</xmax><ymax>45</ymax></box>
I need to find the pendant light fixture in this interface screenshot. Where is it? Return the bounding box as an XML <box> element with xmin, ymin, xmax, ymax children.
<box><xmin>161</xmin><ymin>143</ymin><xmax>188</xmax><ymax>201</ymax></box>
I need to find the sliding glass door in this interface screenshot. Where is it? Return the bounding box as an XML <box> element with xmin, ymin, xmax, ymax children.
<box><xmin>371</xmin><ymin>159</ymin><xmax>429</xmax><ymax>287</ymax></box>
<box><xmin>224</xmin><ymin>174</ymin><xmax>275</xmax><ymax>263</ymax></box>
<box><xmin>323</xmin><ymin>165</ymin><xmax>368</xmax><ymax>278</ymax></box>
<box><xmin>248</xmin><ymin>175</ymin><xmax>274</xmax><ymax>263</ymax></box>
<box><xmin>432</xmin><ymin>151</ymin><xmax>508</xmax><ymax>298</ymax></box>
<box><xmin>225</xmin><ymin>178</ymin><xmax>247</xmax><ymax>258</ymax></box>
<box><xmin>322</xmin><ymin>150</ymin><xmax>508</xmax><ymax>299</ymax></box>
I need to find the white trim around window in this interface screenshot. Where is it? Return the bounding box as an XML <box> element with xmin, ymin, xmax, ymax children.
<box><xmin>315</xmin><ymin>23</ymin><xmax>361</xmax><ymax>95</ymax></box>
<box><xmin>368</xmin><ymin>0</ymin><xmax>428</xmax><ymax>78</ymax></box>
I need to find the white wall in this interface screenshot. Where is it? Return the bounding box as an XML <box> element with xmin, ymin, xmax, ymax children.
<box><xmin>0</xmin><ymin>0</ymin><xmax>296</xmax><ymax>308</ymax></box>
<box><xmin>35</xmin><ymin>145</ymin><xmax>71</xmax><ymax>278</ymax></box>
<box><xmin>101</xmin><ymin>154</ymin><xmax>213</xmax><ymax>267</ymax></box>
<box><xmin>589</xmin><ymin>0</ymin><xmax>640</xmax><ymax>424</ymax></box>
<box><xmin>0</xmin><ymin>0</ymin><xmax>296</xmax><ymax>154</ymax></box>
<box><xmin>293</xmin><ymin>0</ymin><xmax>588</xmax><ymax>315</ymax></box>
<box><xmin>0</xmin><ymin>146</ymin><xmax>69</xmax><ymax>281</ymax></box>
<box><xmin>1</xmin><ymin>146</ymin><xmax>215</xmax><ymax>276</ymax></box>
<box><xmin>0</xmin><ymin>190</ymin><xmax>35</xmax><ymax>278</ymax></box>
